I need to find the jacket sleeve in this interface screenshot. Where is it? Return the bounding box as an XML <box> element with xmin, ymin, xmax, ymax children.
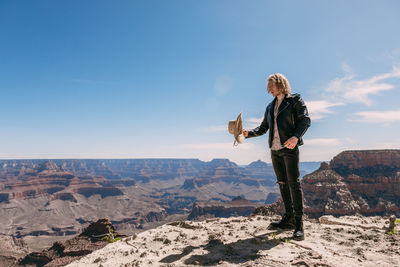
<box><xmin>293</xmin><ymin>95</ymin><xmax>311</xmax><ymax>140</ymax></box>
<box><xmin>246</xmin><ymin>108</ymin><xmax>269</xmax><ymax>138</ymax></box>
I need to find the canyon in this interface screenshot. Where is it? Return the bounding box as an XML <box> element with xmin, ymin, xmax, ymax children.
<box><xmin>0</xmin><ymin>158</ymin><xmax>285</xmax><ymax>254</ymax></box>
<box><xmin>1</xmin><ymin>149</ymin><xmax>399</xmax><ymax>265</ymax></box>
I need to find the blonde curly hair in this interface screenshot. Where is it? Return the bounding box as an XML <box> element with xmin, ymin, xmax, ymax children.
<box><xmin>267</xmin><ymin>73</ymin><xmax>291</xmax><ymax>95</ymax></box>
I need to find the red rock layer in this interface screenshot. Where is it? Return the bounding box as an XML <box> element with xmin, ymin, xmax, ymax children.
<box><xmin>0</xmin><ymin>161</ymin><xmax>125</xmax><ymax>201</ymax></box>
<box><xmin>330</xmin><ymin>150</ymin><xmax>400</xmax><ymax>170</ymax></box>
<box><xmin>188</xmin><ymin>198</ymin><xmax>259</xmax><ymax>220</ymax></box>
<box><xmin>302</xmin><ymin>150</ymin><xmax>400</xmax><ymax>218</ymax></box>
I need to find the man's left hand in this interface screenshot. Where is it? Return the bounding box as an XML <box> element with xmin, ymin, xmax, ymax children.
<box><xmin>284</xmin><ymin>136</ymin><xmax>298</xmax><ymax>149</ymax></box>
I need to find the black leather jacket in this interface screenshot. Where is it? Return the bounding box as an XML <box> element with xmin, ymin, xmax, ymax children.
<box><xmin>246</xmin><ymin>93</ymin><xmax>311</xmax><ymax>148</ymax></box>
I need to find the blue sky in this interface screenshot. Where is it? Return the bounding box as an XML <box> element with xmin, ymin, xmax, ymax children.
<box><xmin>1</xmin><ymin>0</ymin><xmax>400</xmax><ymax>164</ymax></box>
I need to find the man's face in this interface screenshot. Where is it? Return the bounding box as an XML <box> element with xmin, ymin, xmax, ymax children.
<box><xmin>267</xmin><ymin>81</ymin><xmax>280</xmax><ymax>97</ymax></box>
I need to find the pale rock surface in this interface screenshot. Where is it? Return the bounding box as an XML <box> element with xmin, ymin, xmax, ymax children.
<box><xmin>67</xmin><ymin>215</ymin><xmax>400</xmax><ymax>267</ymax></box>
<box><xmin>0</xmin><ymin>235</ymin><xmax>29</xmax><ymax>266</ymax></box>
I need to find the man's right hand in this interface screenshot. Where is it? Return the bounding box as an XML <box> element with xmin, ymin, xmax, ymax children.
<box><xmin>243</xmin><ymin>130</ymin><xmax>248</xmax><ymax>137</ymax></box>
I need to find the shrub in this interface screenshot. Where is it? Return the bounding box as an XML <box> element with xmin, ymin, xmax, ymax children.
<box><xmin>101</xmin><ymin>225</ymin><xmax>121</xmax><ymax>243</ymax></box>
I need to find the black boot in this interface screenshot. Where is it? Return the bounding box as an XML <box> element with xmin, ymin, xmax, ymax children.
<box><xmin>269</xmin><ymin>213</ymin><xmax>295</xmax><ymax>229</ymax></box>
<box><xmin>292</xmin><ymin>216</ymin><xmax>304</xmax><ymax>240</ymax></box>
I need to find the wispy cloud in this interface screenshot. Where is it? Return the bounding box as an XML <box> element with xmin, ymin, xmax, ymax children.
<box><xmin>375</xmin><ymin>140</ymin><xmax>400</xmax><ymax>148</ymax></box>
<box><xmin>246</xmin><ymin>117</ymin><xmax>263</xmax><ymax>128</ymax></box>
<box><xmin>202</xmin><ymin>117</ymin><xmax>263</xmax><ymax>133</ymax></box>
<box><xmin>214</xmin><ymin>75</ymin><xmax>232</xmax><ymax>96</ymax></box>
<box><xmin>306</xmin><ymin>100</ymin><xmax>344</xmax><ymax>120</ymax></box>
<box><xmin>325</xmin><ymin>66</ymin><xmax>400</xmax><ymax>106</ymax></box>
<box><xmin>349</xmin><ymin>109</ymin><xmax>400</xmax><ymax>124</ymax></box>
<box><xmin>182</xmin><ymin>142</ymin><xmax>254</xmax><ymax>150</ymax></box>
<box><xmin>246</xmin><ymin>101</ymin><xmax>344</xmax><ymax>123</ymax></box>
<box><xmin>204</xmin><ymin>75</ymin><xmax>233</xmax><ymax>112</ymax></box>
<box><xmin>341</xmin><ymin>62</ymin><xmax>353</xmax><ymax>73</ymax></box>
<box><xmin>304</xmin><ymin>138</ymin><xmax>341</xmax><ymax>146</ymax></box>
<box><xmin>386</xmin><ymin>47</ymin><xmax>400</xmax><ymax>63</ymax></box>
<box><xmin>202</xmin><ymin>125</ymin><xmax>227</xmax><ymax>132</ymax></box>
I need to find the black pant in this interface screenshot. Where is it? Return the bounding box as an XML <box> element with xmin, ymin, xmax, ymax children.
<box><xmin>271</xmin><ymin>147</ymin><xmax>303</xmax><ymax>217</ymax></box>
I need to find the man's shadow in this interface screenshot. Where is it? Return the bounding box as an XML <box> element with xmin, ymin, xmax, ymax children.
<box><xmin>159</xmin><ymin>229</ymin><xmax>289</xmax><ymax>265</ymax></box>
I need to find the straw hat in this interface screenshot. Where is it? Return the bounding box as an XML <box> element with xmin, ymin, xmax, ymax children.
<box><xmin>228</xmin><ymin>112</ymin><xmax>244</xmax><ymax>146</ymax></box>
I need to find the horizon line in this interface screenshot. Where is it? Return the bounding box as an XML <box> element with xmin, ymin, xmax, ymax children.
<box><xmin>0</xmin><ymin>157</ymin><xmax>324</xmax><ymax>164</ymax></box>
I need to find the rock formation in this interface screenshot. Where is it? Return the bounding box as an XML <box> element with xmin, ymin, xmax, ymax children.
<box><xmin>188</xmin><ymin>196</ymin><xmax>259</xmax><ymax>220</ymax></box>
<box><xmin>0</xmin><ymin>158</ymin><xmax>280</xmax><ymax>187</ymax></box>
<box><xmin>0</xmin><ymin>160</ymin><xmax>127</xmax><ymax>202</ymax></box>
<box><xmin>181</xmin><ymin>159</ymin><xmax>276</xmax><ymax>190</ymax></box>
<box><xmin>0</xmin><ymin>159</ymin><xmax>209</xmax><ymax>182</ymax></box>
<box><xmin>265</xmin><ymin>192</ymin><xmax>280</xmax><ymax>204</ymax></box>
<box><xmin>19</xmin><ymin>219</ymin><xmax>122</xmax><ymax>267</ymax></box>
<box><xmin>0</xmin><ymin>235</ymin><xmax>29</xmax><ymax>267</ymax></box>
<box><xmin>302</xmin><ymin>150</ymin><xmax>400</xmax><ymax>218</ymax></box>
<box><xmin>330</xmin><ymin>149</ymin><xmax>400</xmax><ymax>176</ymax></box>
<box><xmin>251</xmin><ymin>150</ymin><xmax>400</xmax><ymax>218</ymax></box>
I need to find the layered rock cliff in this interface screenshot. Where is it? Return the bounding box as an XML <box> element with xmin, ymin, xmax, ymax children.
<box><xmin>330</xmin><ymin>149</ymin><xmax>400</xmax><ymax>177</ymax></box>
<box><xmin>0</xmin><ymin>160</ymin><xmax>167</xmax><ymax>250</ymax></box>
<box><xmin>0</xmin><ymin>158</ymin><xmax>278</xmax><ymax>187</ymax></box>
<box><xmin>302</xmin><ymin>149</ymin><xmax>400</xmax><ymax>218</ymax></box>
<box><xmin>188</xmin><ymin>196</ymin><xmax>259</xmax><ymax>220</ymax></box>
<box><xmin>182</xmin><ymin>159</ymin><xmax>276</xmax><ymax>189</ymax></box>
<box><xmin>0</xmin><ymin>234</ymin><xmax>28</xmax><ymax>267</ymax></box>
<box><xmin>0</xmin><ymin>159</ymin><xmax>208</xmax><ymax>182</ymax></box>
<box><xmin>0</xmin><ymin>157</ymin><xmax>316</xmax><ymax>253</ymax></box>
<box><xmin>0</xmin><ymin>160</ymin><xmax>125</xmax><ymax>202</ymax></box>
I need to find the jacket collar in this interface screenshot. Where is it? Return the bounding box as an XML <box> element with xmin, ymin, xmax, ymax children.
<box><xmin>272</xmin><ymin>94</ymin><xmax>291</xmax><ymax>116</ymax></box>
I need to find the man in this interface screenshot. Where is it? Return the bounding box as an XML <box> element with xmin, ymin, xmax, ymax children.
<box><xmin>243</xmin><ymin>73</ymin><xmax>310</xmax><ymax>240</ymax></box>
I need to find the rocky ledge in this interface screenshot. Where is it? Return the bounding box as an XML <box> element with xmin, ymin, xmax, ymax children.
<box><xmin>18</xmin><ymin>218</ymin><xmax>124</xmax><ymax>267</ymax></box>
<box><xmin>66</xmin><ymin>214</ymin><xmax>400</xmax><ymax>267</ymax></box>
